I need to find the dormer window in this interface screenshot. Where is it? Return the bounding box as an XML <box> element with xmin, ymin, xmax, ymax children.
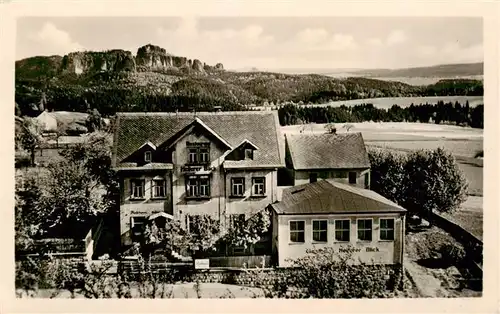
<box><xmin>144</xmin><ymin>151</ymin><xmax>152</xmax><ymax>163</ymax></box>
<box><xmin>244</xmin><ymin>149</ymin><xmax>253</xmax><ymax>160</ymax></box>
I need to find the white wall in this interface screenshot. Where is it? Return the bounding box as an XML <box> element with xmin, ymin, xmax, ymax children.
<box><xmin>276</xmin><ymin>213</ymin><xmax>404</xmax><ymax>267</ymax></box>
<box><xmin>294</xmin><ymin>168</ymin><xmax>370</xmax><ymax>189</ymax></box>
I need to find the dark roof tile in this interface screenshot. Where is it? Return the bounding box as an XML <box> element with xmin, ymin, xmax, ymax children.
<box><xmin>287</xmin><ymin>132</ymin><xmax>370</xmax><ymax>170</ymax></box>
<box><xmin>272</xmin><ymin>180</ymin><xmax>406</xmax><ymax>215</ymax></box>
<box><xmin>112</xmin><ymin>111</ymin><xmax>284</xmax><ymax>168</ymax></box>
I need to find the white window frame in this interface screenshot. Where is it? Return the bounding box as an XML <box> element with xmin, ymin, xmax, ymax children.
<box><xmin>130</xmin><ymin>179</ymin><xmax>145</xmax><ymax>199</ymax></box>
<box><xmin>199</xmin><ymin>147</ymin><xmax>210</xmax><ymax>164</ymax></box>
<box><xmin>289</xmin><ymin>220</ymin><xmax>305</xmax><ymax>243</ymax></box>
<box><xmin>186</xmin><ymin>178</ymin><xmax>199</xmax><ymax>197</ymax></box>
<box><xmin>252</xmin><ymin>177</ymin><xmax>266</xmax><ymax>196</ymax></box>
<box><xmin>144</xmin><ymin>151</ymin><xmax>152</xmax><ymax>163</ymax></box>
<box><xmin>186</xmin><ymin>176</ymin><xmax>211</xmax><ymax>198</ymax></box>
<box><xmin>312</xmin><ymin>219</ymin><xmax>328</xmax><ymax>242</ymax></box>
<box><xmin>199</xmin><ymin>178</ymin><xmax>210</xmax><ymax>197</ymax></box>
<box><xmin>231</xmin><ymin>177</ymin><xmax>245</xmax><ymax>197</ymax></box>
<box><xmin>334</xmin><ymin>219</ymin><xmax>351</xmax><ymax>242</ymax></box>
<box><xmin>152</xmin><ymin>179</ymin><xmax>166</xmax><ymax>198</ymax></box>
<box><xmin>379</xmin><ymin>218</ymin><xmax>395</xmax><ymax>241</ymax></box>
<box><xmin>188</xmin><ymin>148</ymin><xmax>198</xmax><ymax>164</ymax></box>
<box><xmin>357</xmin><ymin>218</ymin><xmax>373</xmax><ymax>242</ymax></box>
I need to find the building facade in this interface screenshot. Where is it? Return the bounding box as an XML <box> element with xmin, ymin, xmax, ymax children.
<box><xmin>285</xmin><ymin>133</ymin><xmax>371</xmax><ymax>188</ymax></box>
<box><xmin>270</xmin><ymin>180</ymin><xmax>406</xmax><ymax>267</ymax></box>
<box><xmin>112</xmin><ymin>111</ymin><xmax>285</xmax><ymax>248</ymax></box>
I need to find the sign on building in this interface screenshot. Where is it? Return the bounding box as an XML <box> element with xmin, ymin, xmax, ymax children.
<box><xmin>194</xmin><ymin>259</ymin><xmax>210</xmax><ymax>269</ymax></box>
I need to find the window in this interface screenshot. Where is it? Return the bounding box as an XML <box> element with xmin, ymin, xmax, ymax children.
<box><xmin>199</xmin><ymin>148</ymin><xmax>210</xmax><ymax>163</ymax></box>
<box><xmin>188</xmin><ymin>148</ymin><xmax>198</xmax><ymax>164</ymax></box>
<box><xmin>252</xmin><ymin>177</ymin><xmax>266</xmax><ymax>196</ymax></box>
<box><xmin>152</xmin><ymin>179</ymin><xmax>166</xmax><ymax>198</ymax></box>
<box><xmin>380</xmin><ymin>218</ymin><xmax>395</xmax><ymax>241</ymax></box>
<box><xmin>144</xmin><ymin>151</ymin><xmax>152</xmax><ymax>162</ymax></box>
<box><xmin>309</xmin><ymin>173</ymin><xmax>318</xmax><ymax>183</ymax></box>
<box><xmin>231</xmin><ymin>177</ymin><xmax>245</xmax><ymax>197</ymax></box>
<box><xmin>335</xmin><ymin>219</ymin><xmax>350</xmax><ymax>242</ymax></box>
<box><xmin>349</xmin><ymin>172</ymin><xmax>357</xmax><ymax>184</ymax></box>
<box><xmin>289</xmin><ymin>221</ymin><xmax>305</xmax><ymax>243</ymax></box>
<box><xmin>357</xmin><ymin>219</ymin><xmax>373</xmax><ymax>241</ymax></box>
<box><xmin>312</xmin><ymin>220</ymin><xmax>328</xmax><ymax>242</ymax></box>
<box><xmin>186</xmin><ymin>176</ymin><xmax>211</xmax><ymax>198</ymax></box>
<box><xmin>187</xmin><ymin>143</ymin><xmax>210</xmax><ymax>164</ymax></box>
<box><xmin>244</xmin><ymin>149</ymin><xmax>253</xmax><ymax>160</ymax></box>
<box><xmin>131</xmin><ymin>216</ymin><xmax>147</xmax><ymax>242</ymax></box>
<box><xmin>199</xmin><ymin>178</ymin><xmax>210</xmax><ymax>197</ymax></box>
<box><xmin>130</xmin><ymin>179</ymin><xmax>145</xmax><ymax>199</ymax></box>
<box><xmin>364</xmin><ymin>173</ymin><xmax>370</xmax><ymax>189</ymax></box>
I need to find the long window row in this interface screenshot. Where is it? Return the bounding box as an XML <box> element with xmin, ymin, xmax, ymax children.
<box><xmin>230</xmin><ymin>177</ymin><xmax>266</xmax><ymax>197</ymax></box>
<box><xmin>130</xmin><ymin>179</ymin><xmax>166</xmax><ymax>199</ymax></box>
<box><xmin>289</xmin><ymin>218</ymin><xmax>395</xmax><ymax>243</ymax></box>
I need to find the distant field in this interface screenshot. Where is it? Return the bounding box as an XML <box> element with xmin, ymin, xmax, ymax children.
<box><xmin>365</xmin><ymin>76</ymin><xmax>483</xmax><ymax>86</ymax></box>
<box><xmin>312</xmin><ymin>96</ymin><xmax>483</xmax><ymax>109</ymax></box>
<box><xmin>366</xmin><ymin>140</ymin><xmax>483</xmax><ymax>158</ymax></box>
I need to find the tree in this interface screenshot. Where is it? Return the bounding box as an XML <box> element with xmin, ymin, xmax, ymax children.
<box><xmin>35</xmin><ymin>159</ymin><xmax>108</xmax><ymax>235</ymax></box>
<box><xmin>86</xmin><ymin>109</ymin><xmax>104</xmax><ymax>133</ymax></box>
<box><xmin>368</xmin><ymin>149</ymin><xmax>406</xmax><ymax>205</ymax></box>
<box><xmin>17</xmin><ymin>117</ymin><xmax>44</xmax><ymax>166</ymax></box>
<box><xmin>402</xmin><ymin>148</ymin><xmax>468</xmax><ymax>218</ymax></box>
<box><xmin>225</xmin><ymin>209</ymin><xmax>271</xmax><ymax>250</ymax></box>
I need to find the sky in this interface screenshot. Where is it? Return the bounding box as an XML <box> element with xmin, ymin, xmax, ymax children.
<box><xmin>16</xmin><ymin>16</ymin><xmax>483</xmax><ymax>71</ymax></box>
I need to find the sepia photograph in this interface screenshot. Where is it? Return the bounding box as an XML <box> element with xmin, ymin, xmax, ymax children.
<box><xmin>2</xmin><ymin>0</ymin><xmax>499</xmax><ymax>311</ymax></box>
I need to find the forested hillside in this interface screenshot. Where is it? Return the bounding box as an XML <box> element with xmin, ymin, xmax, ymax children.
<box><xmin>15</xmin><ymin>44</ymin><xmax>484</xmax><ymax>117</ymax></box>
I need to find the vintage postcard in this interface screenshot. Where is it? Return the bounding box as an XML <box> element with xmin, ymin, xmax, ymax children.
<box><xmin>1</xmin><ymin>0</ymin><xmax>498</xmax><ymax>313</ymax></box>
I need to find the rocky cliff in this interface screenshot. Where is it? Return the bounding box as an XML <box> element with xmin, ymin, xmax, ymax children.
<box><xmin>135</xmin><ymin>44</ymin><xmax>223</xmax><ymax>73</ymax></box>
<box><xmin>60</xmin><ymin>50</ymin><xmax>136</xmax><ymax>75</ymax></box>
<box><xmin>16</xmin><ymin>44</ymin><xmax>224</xmax><ymax>79</ymax></box>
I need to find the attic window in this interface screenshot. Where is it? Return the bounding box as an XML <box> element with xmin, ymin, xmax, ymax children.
<box><xmin>144</xmin><ymin>151</ymin><xmax>152</xmax><ymax>163</ymax></box>
<box><xmin>244</xmin><ymin>149</ymin><xmax>253</xmax><ymax>160</ymax></box>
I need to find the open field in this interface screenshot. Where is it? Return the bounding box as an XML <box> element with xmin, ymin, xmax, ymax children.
<box><xmin>308</xmin><ymin>96</ymin><xmax>483</xmax><ymax>109</ymax></box>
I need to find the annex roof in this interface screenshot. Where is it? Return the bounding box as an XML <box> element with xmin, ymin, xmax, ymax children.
<box><xmin>286</xmin><ymin>132</ymin><xmax>370</xmax><ymax>170</ymax></box>
<box><xmin>271</xmin><ymin>179</ymin><xmax>406</xmax><ymax>215</ymax></box>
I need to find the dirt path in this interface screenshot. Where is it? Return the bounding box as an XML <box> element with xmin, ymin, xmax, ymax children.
<box><xmin>404</xmin><ymin>257</ymin><xmax>451</xmax><ymax>297</ymax></box>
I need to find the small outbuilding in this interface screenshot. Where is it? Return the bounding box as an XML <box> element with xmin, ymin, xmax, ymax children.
<box><xmin>269</xmin><ymin>179</ymin><xmax>406</xmax><ymax>267</ymax></box>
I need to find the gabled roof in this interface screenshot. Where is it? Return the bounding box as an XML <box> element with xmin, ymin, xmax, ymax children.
<box><xmin>163</xmin><ymin>117</ymin><xmax>233</xmax><ymax>151</ymax></box>
<box><xmin>234</xmin><ymin>139</ymin><xmax>259</xmax><ymax>151</ymax></box>
<box><xmin>112</xmin><ymin>111</ymin><xmax>285</xmax><ymax>168</ymax></box>
<box><xmin>139</xmin><ymin>141</ymin><xmax>157</xmax><ymax>150</ymax></box>
<box><xmin>271</xmin><ymin>180</ymin><xmax>406</xmax><ymax>215</ymax></box>
<box><xmin>286</xmin><ymin>132</ymin><xmax>370</xmax><ymax>170</ymax></box>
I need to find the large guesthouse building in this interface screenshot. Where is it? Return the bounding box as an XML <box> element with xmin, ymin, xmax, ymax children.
<box><xmin>112</xmin><ymin>111</ymin><xmax>285</xmax><ymax>248</ymax></box>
